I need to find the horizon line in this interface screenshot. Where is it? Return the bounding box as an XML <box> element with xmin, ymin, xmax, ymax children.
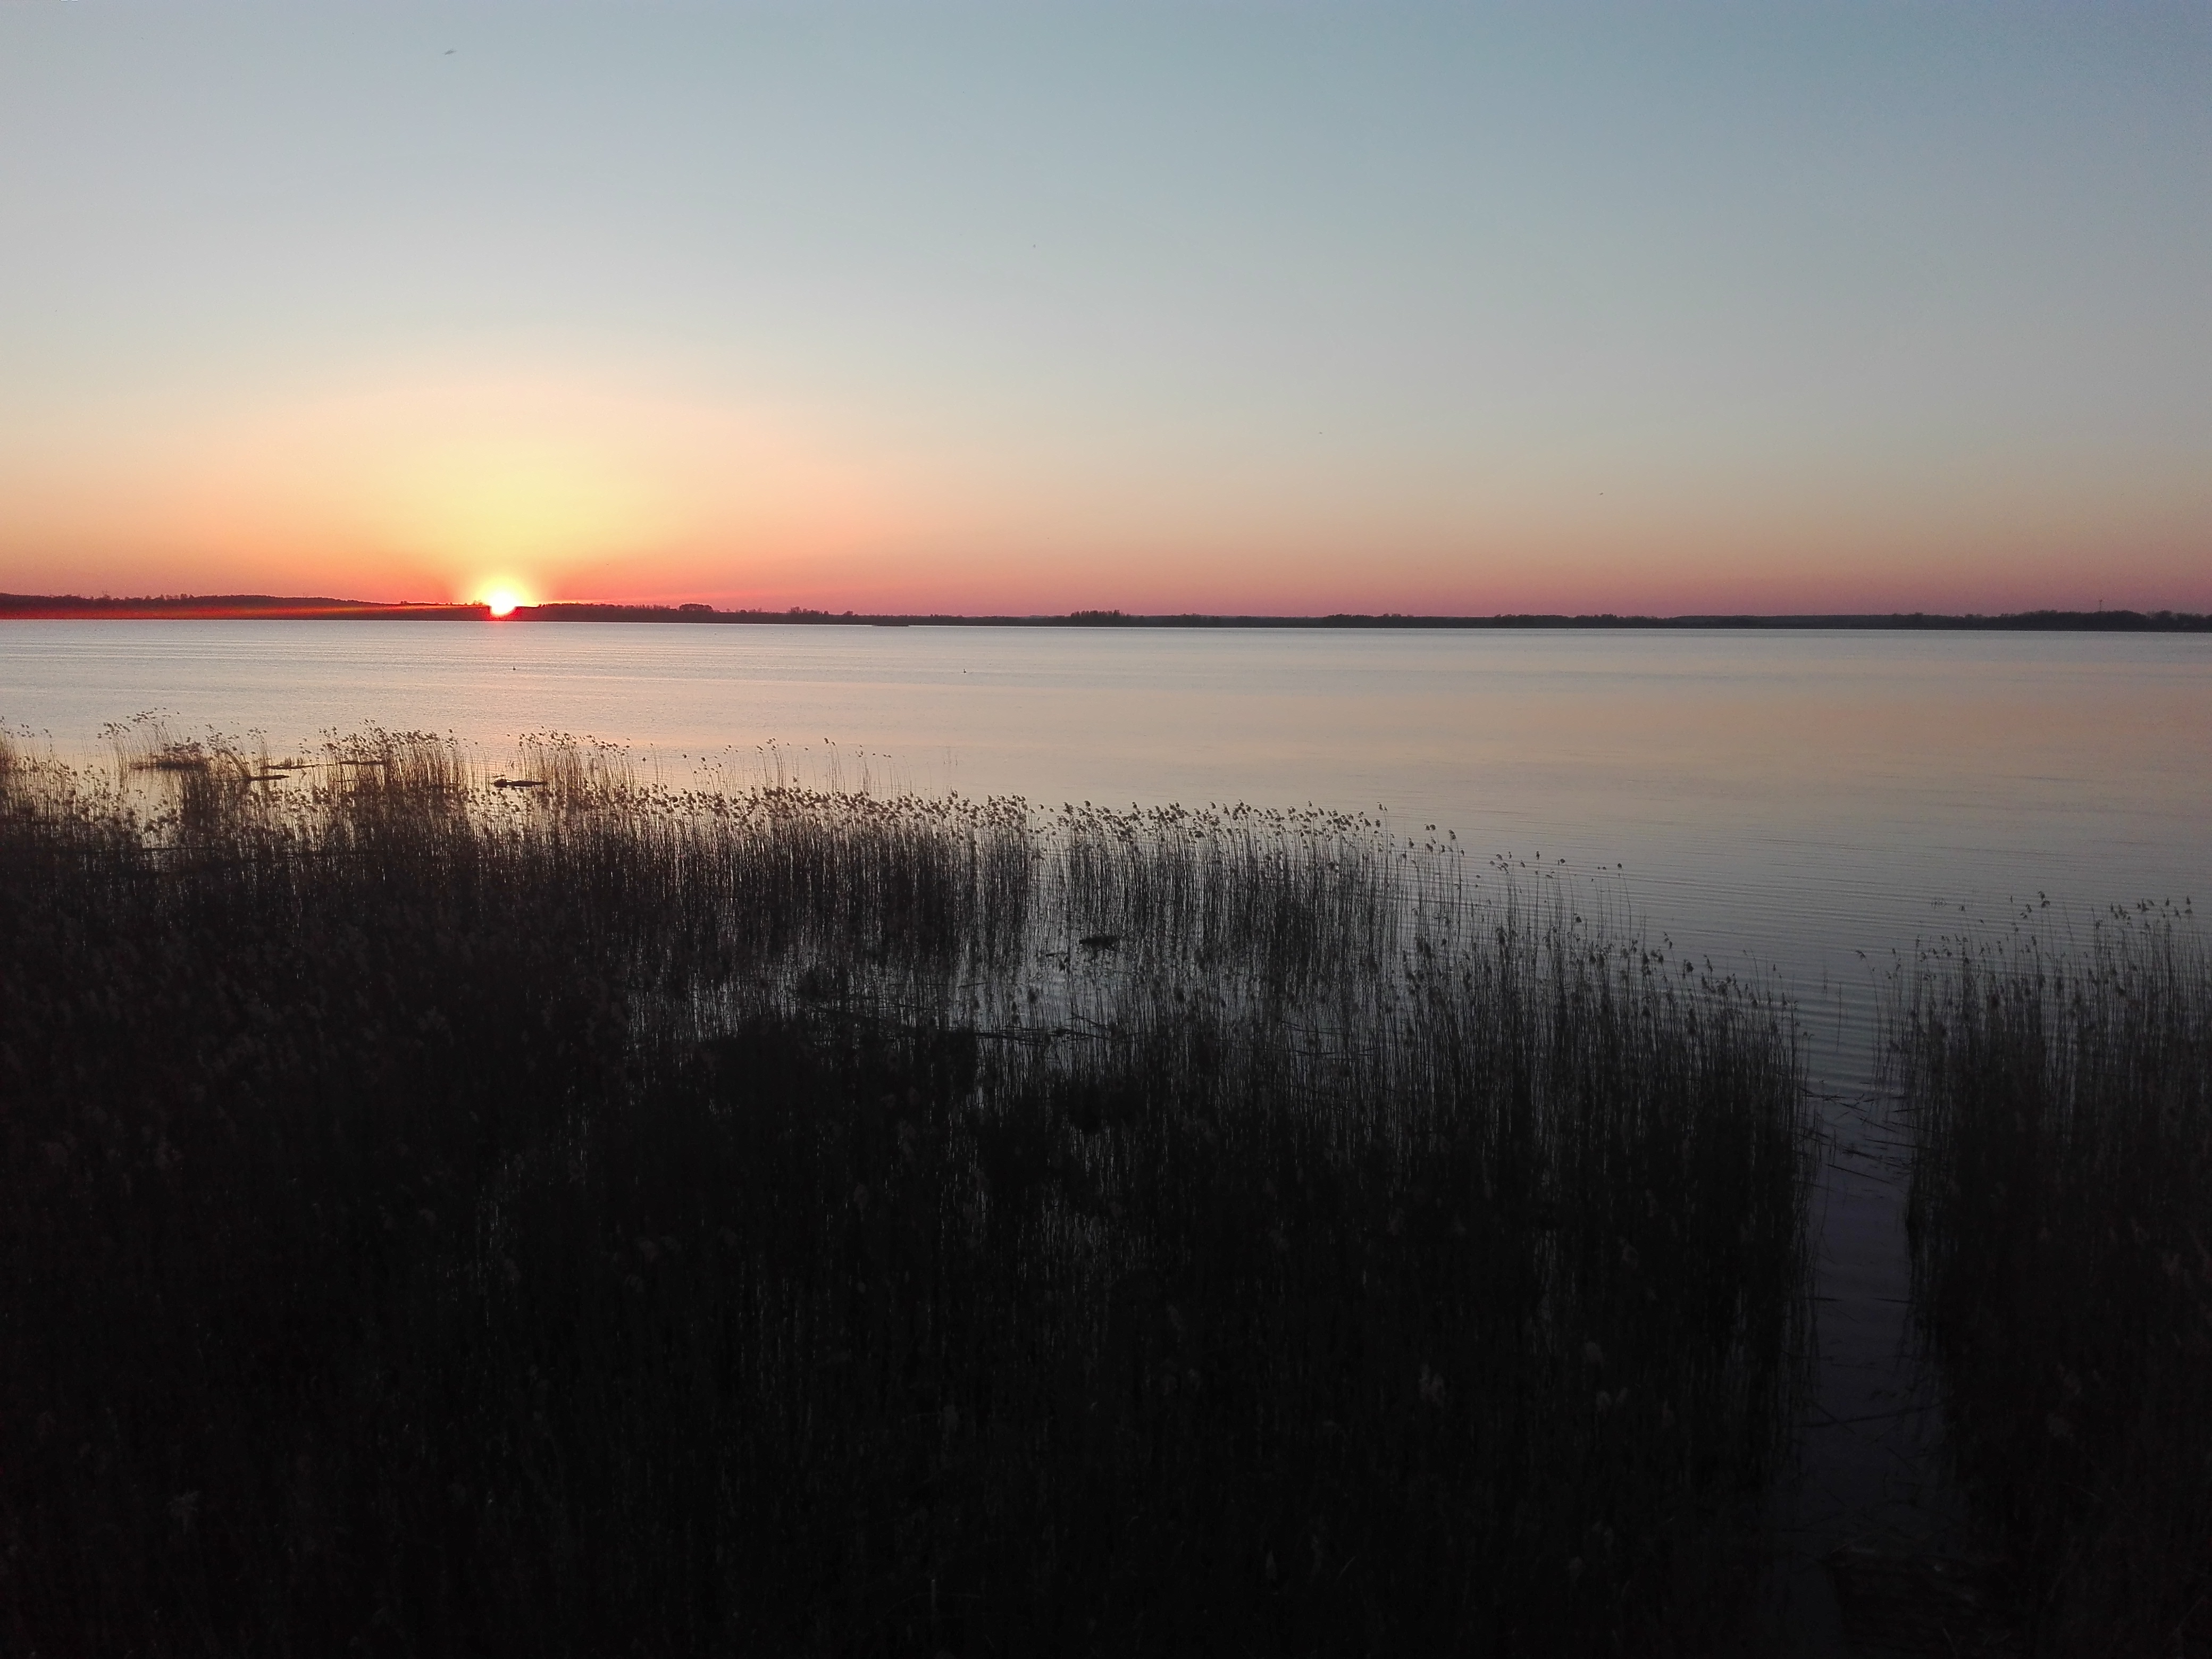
<box><xmin>2</xmin><ymin>593</ymin><xmax>2208</xmax><ymax>632</ymax></box>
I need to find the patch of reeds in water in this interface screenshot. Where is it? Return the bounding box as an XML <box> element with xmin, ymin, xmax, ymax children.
<box><xmin>0</xmin><ymin>728</ymin><xmax>1813</xmax><ymax>1655</ymax></box>
<box><xmin>1893</xmin><ymin>915</ymin><xmax>2212</xmax><ymax>1655</ymax></box>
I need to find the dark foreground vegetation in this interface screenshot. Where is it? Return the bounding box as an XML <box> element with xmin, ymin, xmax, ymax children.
<box><xmin>1896</xmin><ymin>919</ymin><xmax>2212</xmax><ymax>1656</ymax></box>
<box><xmin>0</xmin><ymin>728</ymin><xmax>1812</xmax><ymax>1656</ymax></box>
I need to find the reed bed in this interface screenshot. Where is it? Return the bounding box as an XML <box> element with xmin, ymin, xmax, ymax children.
<box><xmin>1893</xmin><ymin>916</ymin><xmax>2212</xmax><ymax>1655</ymax></box>
<box><xmin>0</xmin><ymin>729</ymin><xmax>1813</xmax><ymax>1656</ymax></box>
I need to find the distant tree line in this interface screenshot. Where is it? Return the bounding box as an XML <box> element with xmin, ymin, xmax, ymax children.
<box><xmin>3</xmin><ymin>593</ymin><xmax>2205</xmax><ymax>630</ymax></box>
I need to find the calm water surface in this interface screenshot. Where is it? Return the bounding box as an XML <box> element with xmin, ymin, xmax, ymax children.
<box><xmin>5</xmin><ymin>621</ymin><xmax>2201</xmax><ymax>1011</ymax></box>
<box><xmin>6</xmin><ymin>619</ymin><xmax>2207</xmax><ymax>1648</ymax></box>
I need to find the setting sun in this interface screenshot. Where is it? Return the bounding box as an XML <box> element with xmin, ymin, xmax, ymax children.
<box><xmin>482</xmin><ymin>586</ymin><xmax>526</xmax><ymax>618</ymax></box>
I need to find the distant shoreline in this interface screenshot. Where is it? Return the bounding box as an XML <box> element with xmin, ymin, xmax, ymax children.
<box><xmin>2</xmin><ymin>594</ymin><xmax>2207</xmax><ymax>631</ymax></box>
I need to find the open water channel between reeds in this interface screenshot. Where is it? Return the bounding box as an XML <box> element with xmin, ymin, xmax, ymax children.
<box><xmin>5</xmin><ymin>619</ymin><xmax>2209</xmax><ymax>1653</ymax></box>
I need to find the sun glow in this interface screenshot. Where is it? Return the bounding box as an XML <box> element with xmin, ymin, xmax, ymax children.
<box><xmin>481</xmin><ymin>584</ymin><xmax>527</xmax><ymax>618</ymax></box>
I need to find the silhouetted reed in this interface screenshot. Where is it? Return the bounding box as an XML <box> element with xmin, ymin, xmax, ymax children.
<box><xmin>1894</xmin><ymin>916</ymin><xmax>2212</xmax><ymax>1655</ymax></box>
<box><xmin>0</xmin><ymin>731</ymin><xmax>1812</xmax><ymax>1655</ymax></box>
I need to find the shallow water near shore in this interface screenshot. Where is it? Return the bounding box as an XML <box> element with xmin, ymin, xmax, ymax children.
<box><xmin>6</xmin><ymin>618</ymin><xmax>2208</xmax><ymax>1648</ymax></box>
<box><xmin>5</xmin><ymin>623</ymin><xmax>2202</xmax><ymax>995</ymax></box>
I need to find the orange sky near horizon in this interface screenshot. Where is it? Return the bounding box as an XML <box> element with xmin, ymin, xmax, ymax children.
<box><xmin>7</xmin><ymin>351</ymin><xmax>2203</xmax><ymax>616</ymax></box>
<box><xmin>6</xmin><ymin>359</ymin><xmax>2201</xmax><ymax>615</ymax></box>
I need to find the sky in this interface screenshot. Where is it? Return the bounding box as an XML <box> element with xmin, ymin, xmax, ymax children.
<box><xmin>2</xmin><ymin>2</ymin><xmax>2207</xmax><ymax>615</ymax></box>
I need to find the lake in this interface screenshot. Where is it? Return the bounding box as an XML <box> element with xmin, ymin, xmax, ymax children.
<box><xmin>5</xmin><ymin>621</ymin><xmax>2203</xmax><ymax>1022</ymax></box>
<box><xmin>5</xmin><ymin>617</ymin><xmax>2207</xmax><ymax>1643</ymax></box>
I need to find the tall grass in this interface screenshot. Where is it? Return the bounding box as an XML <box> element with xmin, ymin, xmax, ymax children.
<box><xmin>1893</xmin><ymin>917</ymin><xmax>2212</xmax><ymax>1654</ymax></box>
<box><xmin>0</xmin><ymin>730</ymin><xmax>1813</xmax><ymax>1655</ymax></box>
